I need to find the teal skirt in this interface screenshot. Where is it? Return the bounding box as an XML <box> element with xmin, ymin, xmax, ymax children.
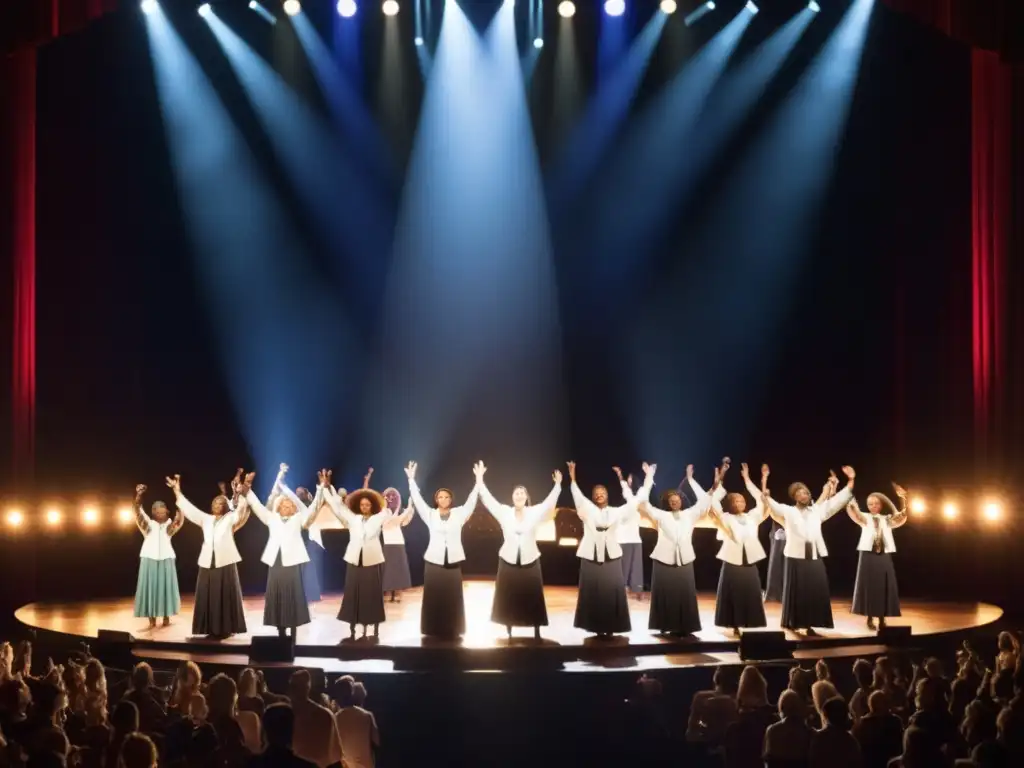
<box><xmin>134</xmin><ymin>558</ymin><xmax>182</xmax><ymax>618</ymax></box>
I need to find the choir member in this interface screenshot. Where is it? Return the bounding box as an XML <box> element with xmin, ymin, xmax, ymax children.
<box><xmin>406</xmin><ymin>461</ymin><xmax>480</xmax><ymax>638</ymax></box>
<box><xmin>848</xmin><ymin>483</ymin><xmax>908</xmax><ymax>631</ymax></box>
<box><xmin>569</xmin><ymin>461</ymin><xmax>652</xmax><ymax>637</ymax></box>
<box><xmin>132</xmin><ymin>483</ymin><xmax>184</xmax><ymax>628</ymax></box>
<box><xmin>763</xmin><ymin>473</ymin><xmax>837</xmax><ymax>602</ymax></box>
<box><xmin>168</xmin><ymin>472</ymin><xmax>251</xmax><ymax>639</ymax></box>
<box><xmin>242</xmin><ymin>464</ymin><xmax>323</xmax><ymax>638</ymax></box>
<box><xmin>631</xmin><ymin>463</ymin><xmax>714</xmax><ymax>636</ymax></box>
<box><xmin>474</xmin><ymin>461</ymin><xmax>562</xmax><ymax>640</ymax></box>
<box><xmin>611</xmin><ymin>468</ymin><xmax>644</xmax><ymax>601</ymax></box>
<box><xmin>705</xmin><ymin>463</ymin><xmax>771</xmax><ymax>633</ymax></box>
<box><xmin>323</xmin><ymin>473</ymin><xmax>393</xmax><ymax>639</ymax></box>
<box><xmin>762</xmin><ymin>465</ymin><xmax>856</xmax><ymax>635</ymax></box>
<box><xmin>380</xmin><ymin>488</ymin><xmax>415</xmax><ymax>603</ymax></box>
<box><xmin>267</xmin><ymin>478</ymin><xmax>325</xmax><ymax>604</ymax></box>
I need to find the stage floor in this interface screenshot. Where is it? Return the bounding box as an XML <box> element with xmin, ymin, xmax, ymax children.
<box><xmin>16</xmin><ymin>582</ymin><xmax>1001</xmax><ymax>655</ymax></box>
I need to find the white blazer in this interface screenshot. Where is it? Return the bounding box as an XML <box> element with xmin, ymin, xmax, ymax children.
<box><xmin>381</xmin><ymin>505</ymin><xmax>416</xmax><ymax>545</ymax></box>
<box><xmin>571</xmin><ymin>477</ymin><xmax>650</xmax><ymax>563</ymax></box>
<box><xmin>408</xmin><ymin>480</ymin><xmax>479</xmax><ymax>565</ymax></box>
<box><xmin>710</xmin><ymin>498</ymin><xmax>768</xmax><ymax>565</ymax></box>
<box><xmin>628</xmin><ymin>481</ymin><xmax>713</xmax><ymax>566</ymax></box>
<box><xmin>177</xmin><ymin>493</ymin><xmax>246</xmax><ymax>569</ymax></box>
<box><xmin>849</xmin><ymin>503</ymin><xmax>906</xmax><ymax>553</ymax></box>
<box><xmin>766</xmin><ymin>485</ymin><xmax>853</xmax><ymax>559</ymax></box>
<box><xmin>478</xmin><ymin>481</ymin><xmax>561</xmax><ymax>566</ymax></box>
<box><xmin>137</xmin><ymin>514</ymin><xmax>178</xmax><ymax>561</ymax></box>
<box><xmin>325</xmin><ymin>488</ymin><xmax>391</xmax><ymax>567</ymax></box>
<box><xmin>244</xmin><ymin>486</ymin><xmax>321</xmax><ymax>568</ymax></box>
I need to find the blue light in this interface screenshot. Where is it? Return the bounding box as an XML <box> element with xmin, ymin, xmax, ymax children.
<box><xmin>337</xmin><ymin>0</ymin><xmax>357</xmax><ymax>16</ymax></box>
<box><xmin>414</xmin><ymin>36</ymin><xmax>424</xmax><ymax>46</ymax></box>
<box><xmin>808</xmin><ymin>1</ymin><xmax>820</xmax><ymax>11</ymax></box>
<box><xmin>706</xmin><ymin>0</ymin><xmax>715</xmax><ymax>8</ymax></box>
<box><xmin>746</xmin><ymin>1</ymin><xmax>758</xmax><ymax>13</ymax></box>
<box><xmin>198</xmin><ymin>2</ymin><xmax>211</xmax><ymax>15</ymax></box>
<box><xmin>604</xmin><ymin>0</ymin><xmax>625</xmax><ymax>16</ymax></box>
<box><xmin>533</xmin><ymin>37</ymin><xmax>544</xmax><ymax>49</ymax></box>
<box><xmin>140</xmin><ymin>0</ymin><xmax>158</xmax><ymax>13</ymax></box>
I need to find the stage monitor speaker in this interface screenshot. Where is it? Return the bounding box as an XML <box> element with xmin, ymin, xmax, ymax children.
<box><xmin>739</xmin><ymin>631</ymin><xmax>792</xmax><ymax>661</ymax></box>
<box><xmin>250</xmin><ymin>635</ymin><xmax>295</xmax><ymax>663</ymax></box>
<box><xmin>878</xmin><ymin>625</ymin><xmax>912</xmax><ymax>643</ymax></box>
<box><xmin>97</xmin><ymin>630</ymin><xmax>135</xmax><ymax>644</ymax></box>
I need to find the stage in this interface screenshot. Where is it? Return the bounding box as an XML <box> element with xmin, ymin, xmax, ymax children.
<box><xmin>15</xmin><ymin>581</ymin><xmax>1003</xmax><ymax>674</ymax></box>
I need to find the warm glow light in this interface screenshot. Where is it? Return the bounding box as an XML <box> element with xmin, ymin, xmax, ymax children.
<box><xmin>982</xmin><ymin>501</ymin><xmax>1003</xmax><ymax>523</ymax></box>
<box><xmin>283</xmin><ymin>0</ymin><xmax>301</xmax><ymax>15</ymax></box>
<box><xmin>5</xmin><ymin>510</ymin><xmax>25</xmax><ymax>529</ymax></box>
<box><xmin>942</xmin><ymin>502</ymin><xmax>959</xmax><ymax>521</ymax></box>
<box><xmin>82</xmin><ymin>508</ymin><xmax>100</xmax><ymax>526</ymax></box>
<box><xmin>46</xmin><ymin>509</ymin><xmax>63</xmax><ymax>527</ymax></box>
<box><xmin>558</xmin><ymin>537</ymin><xmax>579</xmax><ymax>547</ymax></box>
<box><xmin>118</xmin><ymin>507</ymin><xmax>135</xmax><ymax>525</ymax></box>
<box><xmin>660</xmin><ymin>0</ymin><xmax>677</xmax><ymax>13</ymax></box>
<box><xmin>381</xmin><ymin>0</ymin><xmax>399</xmax><ymax>15</ymax></box>
<box><xmin>909</xmin><ymin>497</ymin><xmax>926</xmax><ymax>515</ymax></box>
<box><xmin>557</xmin><ymin>1</ymin><xmax>575</xmax><ymax>17</ymax></box>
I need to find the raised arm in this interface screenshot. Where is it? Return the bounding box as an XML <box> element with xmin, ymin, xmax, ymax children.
<box><xmin>846</xmin><ymin>497</ymin><xmax>867</xmax><ymax>526</ymax></box>
<box><xmin>821</xmin><ymin>466</ymin><xmax>856</xmax><ymax>520</ymax></box>
<box><xmin>168</xmin><ymin>504</ymin><xmax>185</xmax><ymax>536</ymax></box>
<box><xmin>398</xmin><ymin>499</ymin><xmax>416</xmax><ymax>526</ymax></box>
<box><xmin>299</xmin><ymin>484</ymin><xmax>325</xmax><ymax>529</ymax></box>
<box><xmin>890</xmin><ymin>483</ymin><xmax>910</xmax><ymax>529</ymax></box>
<box><xmin>323</xmin><ymin>484</ymin><xmax>357</xmax><ymax>528</ymax></box>
<box><xmin>709</xmin><ymin>497</ymin><xmax>737</xmax><ymax>543</ymax></box>
<box><xmin>532</xmin><ymin>472</ymin><xmax>564</xmax><ymax>522</ymax></box>
<box><xmin>816</xmin><ymin>470</ymin><xmax>839</xmax><ymax>505</ymax></box>
<box><xmin>166</xmin><ymin>475</ymin><xmax>208</xmax><ymax>527</ymax></box>
<box><xmin>471</xmin><ymin>460</ymin><xmax>507</xmax><ymax>520</ymax></box>
<box><xmin>406</xmin><ymin>462</ymin><xmax>437</xmax><ymax>521</ymax></box>
<box><xmin>688</xmin><ymin>460</ymin><xmax>727</xmax><ymax>503</ymax></box>
<box><xmin>242</xmin><ymin>489</ymin><xmax>271</xmax><ymax>526</ymax></box>
<box><xmin>133</xmin><ymin>485</ymin><xmax>151</xmax><ymax>536</ymax></box>
<box><xmin>568</xmin><ymin>461</ymin><xmax>596</xmax><ymax>520</ymax></box>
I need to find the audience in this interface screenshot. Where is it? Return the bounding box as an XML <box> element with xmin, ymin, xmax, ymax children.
<box><xmin>332</xmin><ymin>677</ymin><xmax>378</xmax><ymax>768</ymax></box>
<box><xmin>763</xmin><ymin>689</ymin><xmax>812</xmax><ymax>768</ymax></box>
<box><xmin>809</xmin><ymin>696</ymin><xmax>861</xmax><ymax>768</ymax></box>
<box><xmin>287</xmin><ymin>670</ymin><xmax>342</xmax><ymax>768</ymax></box>
<box><xmin>854</xmin><ymin>690</ymin><xmax>904</xmax><ymax>768</ymax></box>
<box><xmin>247</xmin><ymin>703</ymin><xmax>314</xmax><ymax>768</ymax></box>
<box><xmin>120</xmin><ymin>732</ymin><xmax>159</xmax><ymax>768</ymax></box>
<box><xmin>686</xmin><ymin>666</ymin><xmax>739</xmax><ymax>746</ymax></box>
<box><xmin>723</xmin><ymin>666</ymin><xmax>777</xmax><ymax>768</ymax></box>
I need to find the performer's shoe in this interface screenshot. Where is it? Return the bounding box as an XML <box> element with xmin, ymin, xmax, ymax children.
<box><xmin>148</xmin><ymin>618</ymin><xmax>157</xmax><ymax>629</ymax></box>
<box><xmin>506</xmin><ymin>625</ymin><xmax>513</xmax><ymax>639</ymax></box>
<box><xmin>162</xmin><ymin>618</ymin><xmax>171</xmax><ymax>628</ymax></box>
<box><xmin>866</xmin><ymin>618</ymin><xmax>877</xmax><ymax>631</ymax></box>
<box><xmin>877</xmin><ymin>618</ymin><xmax>887</xmax><ymax>632</ymax></box>
<box><xmin>805</xmin><ymin>628</ymin><xmax>818</xmax><ymax>637</ymax></box>
<box><xmin>534</xmin><ymin>627</ymin><xmax>541</xmax><ymax>640</ymax></box>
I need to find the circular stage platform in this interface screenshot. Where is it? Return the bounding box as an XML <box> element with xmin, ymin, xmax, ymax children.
<box><xmin>15</xmin><ymin>581</ymin><xmax>1002</xmax><ymax>674</ymax></box>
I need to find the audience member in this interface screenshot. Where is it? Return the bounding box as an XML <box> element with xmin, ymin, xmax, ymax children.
<box><xmin>332</xmin><ymin>678</ymin><xmax>378</xmax><ymax>768</ymax></box>
<box><xmin>809</xmin><ymin>696</ymin><xmax>861</xmax><ymax>768</ymax></box>
<box><xmin>119</xmin><ymin>732</ymin><xmax>159</xmax><ymax>768</ymax></box>
<box><xmin>854</xmin><ymin>690</ymin><xmax>904</xmax><ymax>768</ymax></box>
<box><xmin>247</xmin><ymin>703</ymin><xmax>315</xmax><ymax>768</ymax></box>
<box><xmin>287</xmin><ymin>670</ymin><xmax>342</xmax><ymax>768</ymax></box>
<box><xmin>764</xmin><ymin>689</ymin><xmax>812</xmax><ymax>768</ymax></box>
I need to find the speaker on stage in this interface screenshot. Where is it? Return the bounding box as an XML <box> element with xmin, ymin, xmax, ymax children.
<box><xmin>878</xmin><ymin>625</ymin><xmax>912</xmax><ymax>643</ymax></box>
<box><xmin>97</xmin><ymin>630</ymin><xmax>135</xmax><ymax>644</ymax></box>
<box><xmin>250</xmin><ymin>635</ymin><xmax>295</xmax><ymax>663</ymax></box>
<box><xmin>739</xmin><ymin>631</ymin><xmax>792</xmax><ymax>661</ymax></box>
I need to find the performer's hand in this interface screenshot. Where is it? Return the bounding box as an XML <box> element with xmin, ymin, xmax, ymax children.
<box><xmin>712</xmin><ymin>466</ymin><xmax>722</xmax><ymax>490</ymax></box>
<box><xmin>135</xmin><ymin>484</ymin><xmax>147</xmax><ymax>501</ymax></box>
<box><xmin>472</xmin><ymin>461</ymin><xmax>486</xmax><ymax>479</ymax></box>
<box><xmin>740</xmin><ymin>463</ymin><xmax>750</xmax><ymax>480</ymax></box>
<box><xmin>612</xmin><ymin>466</ymin><xmax>623</xmax><ymax>481</ymax></box>
<box><xmin>233</xmin><ymin>468</ymin><xmax>243</xmax><ymax>484</ymax></box>
<box><xmin>721</xmin><ymin>456</ymin><xmax>731</xmax><ymax>473</ymax></box>
<box><xmin>364</xmin><ymin>467</ymin><xmax>374</xmax><ymax>487</ymax></box>
<box><xmin>552</xmin><ymin>469</ymin><xmax>563</xmax><ymax>485</ymax></box>
<box><xmin>278</xmin><ymin>463</ymin><xmax>289</xmax><ymax>476</ymax></box>
<box><xmin>841</xmin><ymin>465</ymin><xmax>855</xmax><ymax>480</ymax></box>
<box><xmin>686</xmin><ymin>464</ymin><xmax>694</xmax><ymax>480</ymax></box>
<box><xmin>405</xmin><ymin>461</ymin><xmax>417</xmax><ymax>480</ymax></box>
<box><xmin>892</xmin><ymin>483</ymin><xmax>907</xmax><ymax>499</ymax></box>
<box><xmin>642</xmin><ymin>462</ymin><xmax>656</xmax><ymax>478</ymax></box>
<box><xmin>165</xmin><ymin>475</ymin><xmax>181</xmax><ymax>493</ymax></box>
<box><xmin>566</xmin><ymin>461</ymin><xmax>576</xmax><ymax>482</ymax></box>
<box><xmin>217</xmin><ymin>481</ymin><xmax>227</xmax><ymax>496</ymax></box>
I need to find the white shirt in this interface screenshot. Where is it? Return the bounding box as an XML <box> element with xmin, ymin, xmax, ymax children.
<box><xmin>291</xmin><ymin>698</ymin><xmax>344</xmax><ymax>768</ymax></box>
<box><xmin>408</xmin><ymin>480</ymin><xmax>478</xmax><ymax>565</ymax></box>
<box><xmin>381</xmin><ymin>505</ymin><xmax>415</xmax><ymax>545</ymax></box>
<box><xmin>244</xmin><ymin>486</ymin><xmax>321</xmax><ymax>568</ymax></box>
<box><xmin>177</xmin><ymin>494</ymin><xmax>246</xmax><ymax>569</ymax></box>
<box><xmin>571</xmin><ymin>476</ymin><xmax>651</xmax><ymax>563</ymax></box>
<box><xmin>266</xmin><ymin>490</ymin><xmax>324</xmax><ymax>549</ymax></box>
<box><xmin>478</xmin><ymin>481</ymin><xmax>561</xmax><ymax>566</ymax></box>
<box><xmin>766</xmin><ymin>485</ymin><xmax>853</xmax><ymax>559</ymax></box>
<box><xmin>325</xmin><ymin>488</ymin><xmax>391</xmax><ymax>567</ymax></box>
<box><xmin>631</xmin><ymin>483</ymin><xmax>712</xmax><ymax>566</ymax></box>
<box><xmin>137</xmin><ymin>514</ymin><xmax>177</xmax><ymax>561</ymax></box>
<box><xmin>710</xmin><ymin>498</ymin><xmax>769</xmax><ymax>565</ymax></box>
<box><xmin>335</xmin><ymin>706</ymin><xmax>379</xmax><ymax>768</ymax></box>
<box><xmin>615</xmin><ymin>487</ymin><xmax>643</xmax><ymax>545</ymax></box>
<box><xmin>849</xmin><ymin>504</ymin><xmax>905</xmax><ymax>553</ymax></box>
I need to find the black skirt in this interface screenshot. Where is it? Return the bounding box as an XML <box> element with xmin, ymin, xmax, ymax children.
<box><xmin>492</xmin><ymin>558</ymin><xmax>549</xmax><ymax>627</ymax></box>
<box><xmin>648</xmin><ymin>560</ymin><xmax>701</xmax><ymax>634</ymax></box>
<box><xmin>300</xmin><ymin>529</ymin><xmax>322</xmax><ymax>603</ymax></box>
<box><xmin>852</xmin><ymin>551</ymin><xmax>901</xmax><ymax>618</ymax></box>
<box><xmin>781</xmin><ymin>556</ymin><xmax>834</xmax><ymax>629</ymax></box>
<box><xmin>620</xmin><ymin>543</ymin><xmax>644</xmax><ymax>592</ymax></box>
<box><xmin>575</xmin><ymin>558</ymin><xmax>631</xmax><ymax>634</ymax></box>
<box><xmin>715</xmin><ymin>561</ymin><xmax>768</xmax><ymax>629</ymax></box>
<box><xmin>422</xmin><ymin>561</ymin><xmax>466</xmax><ymax>637</ymax></box>
<box><xmin>381</xmin><ymin>544</ymin><xmax>413</xmax><ymax>592</ymax></box>
<box><xmin>764</xmin><ymin>528</ymin><xmax>786</xmax><ymax>602</ymax></box>
<box><xmin>192</xmin><ymin>563</ymin><xmax>247</xmax><ymax>636</ymax></box>
<box><xmin>338</xmin><ymin>562</ymin><xmax>386</xmax><ymax>625</ymax></box>
<box><xmin>264</xmin><ymin>555</ymin><xmax>311</xmax><ymax>629</ymax></box>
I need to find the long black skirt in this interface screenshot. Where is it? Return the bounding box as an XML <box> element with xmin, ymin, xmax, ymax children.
<box><xmin>575</xmin><ymin>558</ymin><xmax>631</xmax><ymax>634</ymax></box>
<box><xmin>492</xmin><ymin>558</ymin><xmax>549</xmax><ymax>627</ymax></box>
<box><xmin>193</xmin><ymin>563</ymin><xmax>247</xmax><ymax>637</ymax></box>
<box><xmin>715</xmin><ymin>562</ymin><xmax>768</xmax><ymax>629</ymax></box>
<box><xmin>620</xmin><ymin>543</ymin><xmax>644</xmax><ymax>592</ymax></box>
<box><xmin>338</xmin><ymin>562</ymin><xmax>386</xmax><ymax>625</ymax></box>
<box><xmin>300</xmin><ymin>529</ymin><xmax>322</xmax><ymax>603</ymax></box>
<box><xmin>422</xmin><ymin>561</ymin><xmax>466</xmax><ymax>637</ymax></box>
<box><xmin>780</xmin><ymin>556</ymin><xmax>834</xmax><ymax>629</ymax></box>
<box><xmin>264</xmin><ymin>556</ymin><xmax>311</xmax><ymax>629</ymax></box>
<box><xmin>648</xmin><ymin>560</ymin><xmax>701</xmax><ymax>634</ymax></box>
<box><xmin>382</xmin><ymin>544</ymin><xmax>413</xmax><ymax>592</ymax></box>
<box><xmin>764</xmin><ymin>531</ymin><xmax>786</xmax><ymax>602</ymax></box>
<box><xmin>852</xmin><ymin>551</ymin><xmax>901</xmax><ymax>618</ymax></box>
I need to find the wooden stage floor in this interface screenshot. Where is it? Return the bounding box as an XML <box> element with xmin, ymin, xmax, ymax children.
<box><xmin>15</xmin><ymin>582</ymin><xmax>1002</xmax><ymax>673</ymax></box>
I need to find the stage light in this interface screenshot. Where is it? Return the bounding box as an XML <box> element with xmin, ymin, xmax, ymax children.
<box><xmin>660</xmin><ymin>0</ymin><xmax>677</xmax><ymax>13</ymax></box>
<box><xmin>282</xmin><ymin>0</ymin><xmax>301</xmax><ymax>16</ymax></box>
<box><xmin>198</xmin><ymin>2</ymin><xmax>211</xmax><ymax>15</ymax></box>
<box><xmin>533</xmin><ymin>38</ymin><xmax>544</xmax><ymax>49</ymax></box>
<box><xmin>82</xmin><ymin>507</ymin><xmax>100</xmax><ymax>527</ymax></box>
<box><xmin>746</xmin><ymin>1</ymin><xmax>758</xmax><ymax>13</ymax></box>
<box><xmin>414</xmin><ymin>36</ymin><xmax>424</xmax><ymax>46</ymax></box>
<box><xmin>140</xmin><ymin>0</ymin><xmax>158</xmax><ymax>14</ymax></box>
<box><xmin>248</xmin><ymin>1</ymin><xmax>276</xmax><ymax>22</ymax></box>
<box><xmin>909</xmin><ymin>497</ymin><xmax>926</xmax><ymax>515</ymax></box>
<box><xmin>381</xmin><ymin>0</ymin><xmax>399</xmax><ymax>15</ymax></box>
<box><xmin>808</xmin><ymin>1</ymin><xmax>820</xmax><ymax>11</ymax></box>
<box><xmin>558</xmin><ymin>537</ymin><xmax>579</xmax><ymax>547</ymax></box>
<box><xmin>557</xmin><ymin>1</ymin><xmax>575</xmax><ymax>17</ymax></box>
<box><xmin>706</xmin><ymin>0</ymin><xmax>715</xmax><ymax>7</ymax></box>
<box><xmin>46</xmin><ymin>509</ymin><xmax>63</xmax><ymax>527</ymax></box>
<box><xmin>5</xmin><ymin>510</ymin><xmax>25</xmax><ymax>529</ymax></box>
<box><xmin>337</xmin><ymin>0</ymin><xmax>357</xmax><ymax>16</ymax></box>
<box><xmin>118</xmin><ymin>507</ymin><xmax>135</xmax><ymax>525</ymax></box>
<box><xmin>941</xmin><ymin>501</ymin><xmax>958</xmax><ymax>521</ymax></box>
<box><xmin>604</xmin><ymin>0</ymin><xmax>625</xmax><ymax>16</ymax></box>
<box><xmin>982</xmin><ymin>501</ymin><xmax>1003</xmax><ymax>523</ymax></box>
